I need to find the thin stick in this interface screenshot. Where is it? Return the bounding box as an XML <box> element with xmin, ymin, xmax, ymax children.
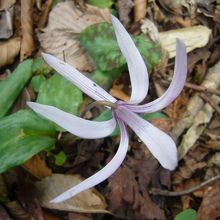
<box><xmin>150</xmin><ymin>174</ymin><xmax>220</xmax><ymax>197</ymax></box>
<box><xmin>199</xmin><ymin>93</ymin><xmax>220</xmax><ymax>114</ymax></box>
<box><xmin>185</xmin><ymin>82</ymin><xmax>220</xmax><ymax>96</ymax></box>
<box><xmin>80</xmin><ymin>101</ymin><xmax>117</xmax><ymax>117</ymax></box>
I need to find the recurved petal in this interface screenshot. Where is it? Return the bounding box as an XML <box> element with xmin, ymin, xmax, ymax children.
<box><xmin>117</xmin><ymin>107</ymin><xmax>177</xmax><ymax>170</ymax></box>
<box><xmin>27</xmin><ymin>102</ymin><xmax>116</xmax><ymax>139</ymax></box>
<box><xmin>50</xmin><ymin>116</ymin><xmax>129</xmax><ymax>203</ymax></box>
<box><xmin>127</xmin><ymin>39</ymin><xmax>187</xmax><ymax>113</ymax></box>
<box><xmin>42</xmin><ymin>53</ymin><xmax>116</xmax><ymax>103</ymax></box>
<box><xmin>111</xmin><ymin>15</ymin><xmax>149</xmax><ymax>104</ymax></box>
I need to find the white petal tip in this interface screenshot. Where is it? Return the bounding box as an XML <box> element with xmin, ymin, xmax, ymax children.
<box><xmin>49</xmin><ymin>198</ymin><xmax>62</xmax><ymax>204</ymax></box>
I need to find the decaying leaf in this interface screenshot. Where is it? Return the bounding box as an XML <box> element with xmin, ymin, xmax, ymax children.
<box><xmin>141</xmin><ymin>19</ymin><xmax>211</xmax><ymax>58</ymax></box>
<box><xmin>6</xmin><ymin>200</ymin><xmax>34</xmax><ymax>220</ymax></box>
<box><xmin>0</xmin><ymin>206</ymin><xmax>12</xmax><ymax>220</ymax></box>
<box><xmin>36</xmin><ymin>174</ymin><xmax>109</xmax><ymax>213</ymax></box>
<box><xmin>22</xmin><ymin>154</ymin><xmax>52</xmax><ymax>179</ymax></box>
<box><xmin>38</xmin><ymin>1</ymin><xmax>111</xmax><ymax>71</ymax></box>
<box><xmin>134</xmin><ymin>0</ymin><xmax>147</xmax><ymax>22</ymax></box>
<box><xmin>0</xmin><ymin>0</ymin><xmax>15</xmax><ymax>39</ymax></box>
<box><xmin>117</xmin><ymin>0</ymin><xmax>133</xmax><ymax>27</ymax></box>
<box><xmin>176</xmin><ymin>60</ymin><xmax>220</xmax><ymax>158</ymax></box>
<box><xmin>20</xmin><ymin>0</ymin><xmax>35</xmax><ymax>61</ymax></box>
<box><xmin>107</xmin><ymin>145</ymin><xmax>167</xmax><ymax>220</ymax></box>
<box><xmin>172</xmin><ymin>60</ymin><xmax>220</xmax><ymax>141</ymax></box>
<box><xmin>159</xmin><ymin>26</ymin><xmax>211</xmax><ymax>58</ymax></box>
<box><xmin>0</xmin><ymin>37</ymin><xmax>20</xmax><ymax>68</ymax></box>
<box><xmin>198</xmin><ymin>181</ymin><xmax>220</xmax><ymax>220</ymax></box>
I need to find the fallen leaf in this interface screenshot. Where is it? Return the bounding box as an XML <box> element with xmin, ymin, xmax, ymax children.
<box><xmin>134</xmin><ymin>0</ymin><xmax>147</xmax><ymax>22</ymax></box>
<box><xmin>38</xmin><ymin>1</ymin><xmax>110</xmax><ymax>71</ymax></box>
<box><xmin>20</xmin><ymin>0</ymin><xmax>35</xmax><ymax>61</ymax></box>
<box><xmin>107</xmin><ymin>145</ymin><xmax>167</xmax><ymax>220</ymax></box>
<box><xmin>0</xmin><ymin>1</ymin><xmax>15</xmax><ymax>39</ymax></box>
<box><xmin>6</xmin><ymin>200</ymin><xmax>34</xmax><ymax>220</ymax></box>
<box><xmin>0</xmin><ymin>205</ymin><xmax>12</xmax><ymax>220</ymax></box>
<box><xmin>117</xmin><ymin>0</ymin><xmax>133</xmax><ymax>26</ymax></box>
<box><xmin>69</xmin><ymin>213</ymin><xmax>93</xmax><ymax>220</ymax></box>
<box><xmin>22</xmin><ymin>155</ymin><xmax>52</xmax><ymax>179</ymax></box>
<box><xmin>36</xmin><ymin>174</ymin><xmax>109</xmax><ymax>213</ymax></box>
<box><xmin>159</xmin><ymin>25</ymin><xmax>211</xmax><ymax>58</ymax></box>
<box><xmin>198</xmin><ymin>181</ymin><xmax>220</xmax><ymax>220</ymax></box>
<box><xmin>0</xmin><ymin>37</ymin><xmax>20</xmax><ymax>68</ymax></box>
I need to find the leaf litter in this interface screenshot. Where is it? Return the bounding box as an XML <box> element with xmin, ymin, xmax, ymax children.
<box><xmin>1</xmin><ymin>0</ymin><xmax>220</xmax><ymax>219</ymax></box>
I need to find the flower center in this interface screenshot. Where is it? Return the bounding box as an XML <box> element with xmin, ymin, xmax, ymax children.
<box><xmin>80</xmin><ymin>101</ymin><xmax>118</xmax><ymax>117</ymax></box>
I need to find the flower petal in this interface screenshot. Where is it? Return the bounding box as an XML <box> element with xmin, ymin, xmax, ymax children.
<box><xmin>111</xmin><ymin>15</ymin><xmax>149</xmax><ymax>104</ymax></box>
<box><xmin>127</xmin><ymin>39</ymin><xmax>187</xmax><ymax>113</ymax></box>
<box><xmin>116</xmin><ymin>106</ymin><xmax>177</xmax><ymax>170</ymax></box>
<box><xmin>27</xmin><ymin>102</ymin><xmax>116</xmax><ymax>139</ymax></box>
<box><xmin>42</xmin><ymin>53</ymin><xmax>116</xmax><ymax>103</ymax></box>
<box><xmin>50</xmin><ymin>116</ymin><xmax>129</xmax><ymax>203</ymax></box>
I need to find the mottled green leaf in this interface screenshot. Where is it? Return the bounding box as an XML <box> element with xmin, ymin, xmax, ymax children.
<box><xmin>174</xmin><ymin>209</ymin><xmax>197</xmax><ymax>220</ymax></box>
<box><xmin>0</xmin><ymin>59</ymin><xmax>33</xmax><ymax>118</ymax></box>
<box><xmin>37</xmin><ymin>73</ymin><xmax>83</xmax><ymax>116</ymax></box>
<box><xmin>87</xmin><ymin>0</ymin><xmax>115</xmax><ymax>8</ymax></box>
<box><xmin>79</xmin><ymin>22</ymin><xmax>162</xmax><ymax>72</ymax></box>
<box><xmin>0</xmin><ymin>110</ymin><xmax>56</xmax><ymax>173</ymax></box>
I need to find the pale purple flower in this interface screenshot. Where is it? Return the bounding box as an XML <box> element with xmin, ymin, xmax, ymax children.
<box><xmin>27</xmin><ymin>15</ymin><xmax>187</xmax><ymax>203</ymax></box>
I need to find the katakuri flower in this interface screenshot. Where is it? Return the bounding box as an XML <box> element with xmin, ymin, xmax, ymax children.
<box><xmin>27</xmin><ymin>15</ymin><xmax>187</xmax><ymax>203</ymax></box>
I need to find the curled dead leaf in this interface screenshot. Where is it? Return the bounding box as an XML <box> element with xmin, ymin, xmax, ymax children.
<box><xmin>159</xmin><ymin>25</ymin><xmax>211</xmax><ymax>58</ymax></box>
<box><xmin>198</xmin><ymin>181</ymin><xmax>220</xmax><ymax>220</ymax></box>
<box><xmin>0</xmin><ymin>37</ymin><xmax>20</xmax><ymax>68</ymax></box>
<box><xmin>20</xmin><ymin>0</ymin><xmax>35</xmax><ymax>61</ymax></box>
<box><xmin>38</xmin><ymin>1</ymin><xmax>110</xmax><ymax>71</ymax></box>
<box><xmin>22</xmin><ymin>155</ymin><xmax>52</xmax><ymax>179</ymax></box>
<box><xmin>35</xmin><ymin>174</ymin><xmax>109</xmax><ymax>214</ymax></box>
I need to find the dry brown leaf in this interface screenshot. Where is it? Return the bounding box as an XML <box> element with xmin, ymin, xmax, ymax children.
<box><xmin>69</xmin><ymin>213</ymin><xmax>93</xmax><ymax>220</ymax></box>
<box><xmin>6</xmin><ymin>200</ymin><xmax>34</xmax><ymax>220</ymax></box>
<box><xmin>38</xmin><ymin>1</ymin><xmax>110</xmax><ymax>72</ymax></box>
<box><xmin>0</xmin><ymin>206</ymin><xmax>12</xmax><ymax>220</ymax></box>
<box><xmin>20</xmin><ymin>0</ymin><xmax>35</xmax><ymax>61</ymax></box>
<box><xmin>134</xmin><ymin>0</ymin><xmax>147</xmax><ymax>22</ymax></box>
<box><xmin>43</xmin><ymin>211</ymin><xmax>62</xmax><ymax>220</ymax></box>
<box><xmin>159</xmin><ymin>25</ymin><xmax>211</xmax><ymax>58</ymax></box>
<box><xmin>0</xmin><ymin>0</ymin><xmax>15</xmax><ymax>10</ymax></box>
<box><xmin>0</xmin><ymin>1</ymin><xmax>14</xmax><ymax>39</ymax></box>
<box><xmin>109</xmin><ymin>84</ymin><xmax>129</xmax><ymax>101</ymax></box>
<box><xmin>198</xmin><ymin>181</ymin><xmax>220</xmax><ymax>220</ymax></box>
<box><xmin>117</xmin><ymin>0</ymin><xmax>133</xmax><ymax>27</ymax></box>
<box><xmin>0</xmin><ymin>37</ymin><xmax>20</xmax><ymax>68</ymax></box>
<box><xmin>22</xmin><ymin>155</ymin><xmax>52</xmax><ymax>179</ymax></box>
<box><xmin>36</xmin><ymin>174</ymin><xmax>109</xmax><ymax>214</ymax></box>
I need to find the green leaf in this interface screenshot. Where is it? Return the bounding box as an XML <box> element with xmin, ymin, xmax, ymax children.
<box><xmin>91</xmin><ymin>67</ymin><xmax>123</xmax><ymax>90</ymax></box>
<box><xmin>87</xmin><ymin>0</ymin><xmax>115</xmax><ymax>8</ymax></box>
<box><xmin>0</xmin><ymin>110</ymin><xmax>56</xmax><ymax>173</ymax></box>
<box><xmin>37</xmin><ymin>73</ymin><xmax>83</xmax><ymax>116</ymax></box>
<box><xmin>79</xmin><ymin>22</ymin><xmax>162</xmax><ymax>72</ymax></box>
<box><xmin>31</xmin><ymin>57</ymin><xmax>52</xmax><ymax>75</ymax></box>
<box><xmin>55</xmin><ymin>151</ymin><xmax>67</xmax><ymax>166</ymax></box>
<box><xmin>0</xmin><ymin>59</ymin><xmax>33</xmax><ymax>118</ymax></box>
<box><xmin>31</xmin><ymin>75</ymin><xmax>47</xmax><ymax>92</ymax></box>
<box><xmin>174</xmin><ymin>209</ymin><xmax>197</xmax><ymax>220</ymax></box>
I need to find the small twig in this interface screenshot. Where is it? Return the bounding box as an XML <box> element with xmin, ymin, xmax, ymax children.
<box><xmin>199</xmin><ymin>93</ymin><xmax>220</xmax><ymax>114</ymax></box>
<box><xmin>150</xmin><ymin>174</ymin><xmax>220</xmax><ymax>197</ymax></box>
<box><xmin>185</xmin><ymin>82</ymin><xmax>220</xmax><ymax>96</ymax></box>
<box><xmin>80</xmin><ymin>101</ymin><xmax>117</xmax><ymax>117</ymax></box>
